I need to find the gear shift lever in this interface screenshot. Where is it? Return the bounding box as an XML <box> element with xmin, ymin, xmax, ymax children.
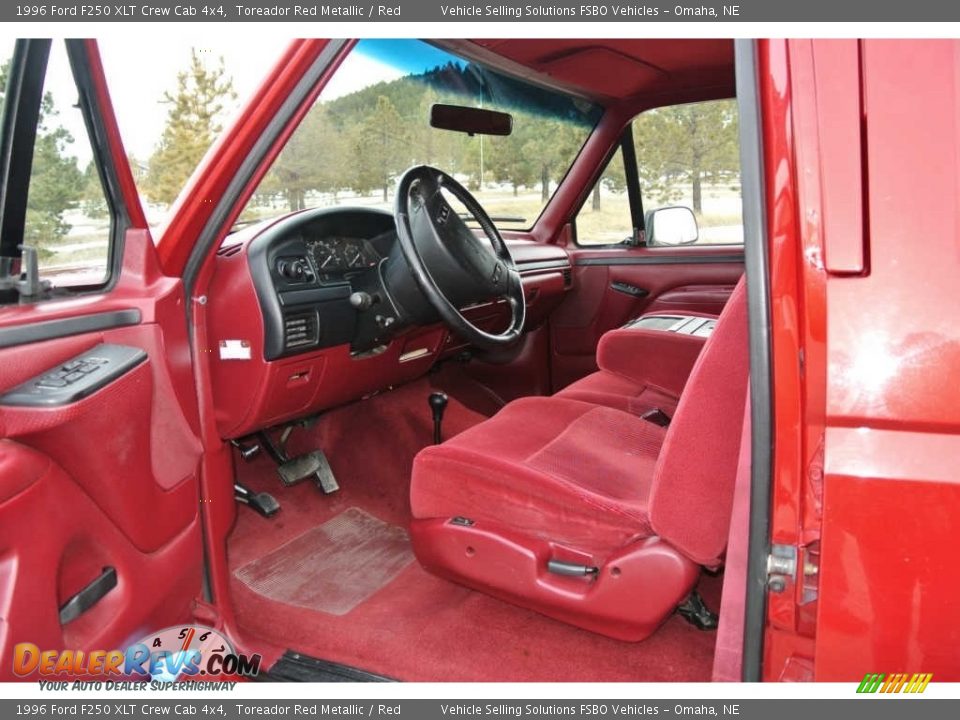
<box><xmin>428</xmin><ymin>392</ymin><xmax>448</xmax><ymax>445</ymax></box>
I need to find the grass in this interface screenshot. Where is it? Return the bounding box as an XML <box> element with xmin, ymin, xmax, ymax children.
<box><xmin>38</xmin><ymin>183</ymin><xmax>743</xmax><ymax>275</ymax></box>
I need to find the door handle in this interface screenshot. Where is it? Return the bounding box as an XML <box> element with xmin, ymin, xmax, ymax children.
<box><xmin>610</xmin><ymin>281</ymin><xmax>649</xmax><ymax>298</ymax></box>
<box><xmin>59</xmin><ymin>567</ymin><xmax>117</xmax><ymax>624</ymax></box>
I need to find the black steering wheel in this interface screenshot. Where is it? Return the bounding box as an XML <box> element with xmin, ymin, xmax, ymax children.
<box><xmin>394</xmin><ymin>165</ymin><xmax>526</xmax><ymax>349</ymax></box>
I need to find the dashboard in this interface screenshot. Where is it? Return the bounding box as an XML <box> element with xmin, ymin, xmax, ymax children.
<box><xmin>206</xmin><ymin>206</ymin><xmax>572</xmax><ymax>439</ymax></box>
<box><xmin>241</xmin><ymin>209</ymin><xmax>400</xmax><ymax>360</ymax></box>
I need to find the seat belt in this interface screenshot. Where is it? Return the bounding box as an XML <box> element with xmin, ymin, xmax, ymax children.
<box><xmin>641</xmin><ymin>407</ymin><xmax>671</xmax><ymax>427</ymax></box>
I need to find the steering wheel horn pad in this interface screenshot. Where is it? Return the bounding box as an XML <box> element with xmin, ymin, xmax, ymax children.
<box><xmin>394</xmin><ymin>165</ymin><xmax>526</xmax><ymax>350</ymax></box>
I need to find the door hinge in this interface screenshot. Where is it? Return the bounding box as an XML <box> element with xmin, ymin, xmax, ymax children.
<box><xmin>766</xmin><ymin>544</ymin><xmax>798</xmax><ymax>593</ymax></box>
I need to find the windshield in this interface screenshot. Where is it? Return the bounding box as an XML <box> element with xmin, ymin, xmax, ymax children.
<box><xmin>239</xmin><ymin>39</ymin><xmax>602</xmax><ymax>231</ymax></box>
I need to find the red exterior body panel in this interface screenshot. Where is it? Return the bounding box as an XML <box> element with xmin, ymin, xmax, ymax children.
<box><xmin>814</xmin><ymin>40</ymin><xmax>960</xmax><ymax>680</ymax></box>
<box><xmin>763</xmin><ymin>39</ymin><xmax>960</xmax><ymax>680</ymax></box>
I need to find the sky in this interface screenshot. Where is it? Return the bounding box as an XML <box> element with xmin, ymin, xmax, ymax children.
<box><xmin>0</xmin><ymin>37</ymin><xmax>440</xmax><ymax>169</ymax></box>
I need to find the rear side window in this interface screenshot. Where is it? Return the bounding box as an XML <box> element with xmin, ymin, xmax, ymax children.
<box><xmin>634</xmin><ymin>98</ymin><xmax>743</xmax><ymax>245</ymax></box>
<box><xmin>574</xmin><ymin>144</ymin><xmax>632</xmax><ymax>246</ymax></box>
<box><xmin>574</xmin><ymin>98</ymin><xmax>743</xmax><ymax>247</ymax></box>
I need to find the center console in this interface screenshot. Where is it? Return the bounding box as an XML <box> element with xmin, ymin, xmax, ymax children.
<box><xmin>623</xmin><ymin>314</ymin><xmax>717</xmax><ymax>338</ymax></box>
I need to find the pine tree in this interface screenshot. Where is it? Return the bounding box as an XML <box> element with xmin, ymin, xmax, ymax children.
<box><xmin>81</xmin><ymin>161</ymin><xmax>108</xmax><ymax>219</ymax></box>
<box><xmin>261</xmin><ymin>105</ymin><xmax>353</xmax><ymax>211</ymax></box>
<box><xmin>519</xmin><ymin>119</ymin><xmax>585</xmax><ymax>202</ymax></box>
<box><xmin>633</xmin><ymin>100</ymin><xmax>739</xmax><ymax>214</ymax></box>
<box><xmin>0</xmin><ymin>61</ymin><xmax>84</xmax><ymax>255</ymax></box>
<box><xmin>144</xmin><ymin>49</ymin><xmax>235</xmax><ymax>205</ymax></box>
<box><xmin>351</xmin><ymin>96</ymin><xmax>410</xmax><ymax>202</ymax></box>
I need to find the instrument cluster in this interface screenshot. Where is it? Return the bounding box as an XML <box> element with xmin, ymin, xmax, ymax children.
<box><xmin>306</xmin><ymin>236</ymin><xmax>380</xmax><ymax>281</ymax></box>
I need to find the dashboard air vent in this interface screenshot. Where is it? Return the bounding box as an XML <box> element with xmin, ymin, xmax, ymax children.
<box><xmin>562</xmin><ymin>267</ymin><xmax>573</xmax><ymax>288</ymax></box>
<box><xmin>283</xmin><ymin>311</ymin><xmax>320</xmax><ymax>350</ymax></box>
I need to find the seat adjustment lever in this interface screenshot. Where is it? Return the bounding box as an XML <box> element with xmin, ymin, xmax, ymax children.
<box><xmin>641</xmin><ymin>407</ymin><xmax>672</xmax><ymax>427</ymax></box>
<box><xmin>547</xmin><ymin>559</ymin><xmax>599</xmax><ymax>577</ymax></box>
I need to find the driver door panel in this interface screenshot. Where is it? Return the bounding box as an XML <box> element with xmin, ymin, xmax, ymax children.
<box><xmin>0</xmin><ymin>235</ymin><xmax>205</xmax><ymax>678</ymax></box>
<box><xmin>0</xmin><ymin>41</ymin><xmax>205</xmax><ymax>678</ymax></box>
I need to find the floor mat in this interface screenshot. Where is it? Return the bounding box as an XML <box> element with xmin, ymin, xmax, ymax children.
<box><xmin>235</xmin><ymin>508</ymin><xmax>414</xmax><ymax>616</ymax></box>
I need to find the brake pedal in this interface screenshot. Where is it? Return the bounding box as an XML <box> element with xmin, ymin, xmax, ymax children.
<box><xmin>278</xmin><ymin>450</ymin><xmax>339</xmax><ymax>494</ymax></box>
<box><xmin>234</xmin><ymin>483</ymin><xmax>280</xmax><ymax>518</ymax></box>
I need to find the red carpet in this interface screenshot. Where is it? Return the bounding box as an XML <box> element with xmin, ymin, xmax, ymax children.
<box><xmin>227</xmin><ymin>376</ymin><xmax>721</xmax><ymax>681</ymax></box>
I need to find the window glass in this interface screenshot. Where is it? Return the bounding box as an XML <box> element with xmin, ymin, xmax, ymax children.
<box><xmin>99</xmin><ymin>38</ymin><xmax>288</xmax><ymax>235</ymax></box>
<box><xmin>634</xmin><ymin>98</ymin><xmax>743</xmax><ymax>245</ymax></box>
<box><xmin>0</xmin><ymin>41</ymin><xmax>111</xmax><ymax>287</ymax></box>
<box><xmin>574</xmin><ymin>145</ymin><xmax>632</xmax><ymax>246</ymax></box>
<box><xmin>575</xmin><ymin>98</ymin><xmax>744</xmax><ymax>248</ymax></box>
<box><xmin>239</xmin><ymin>39</ymin><xmax>602</xmax><ymax>232</ymax></box>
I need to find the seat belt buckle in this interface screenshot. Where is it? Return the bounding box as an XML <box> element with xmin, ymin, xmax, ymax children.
<box><xmin>641</xmin><ymin>407</ymin><xmax>671</xmax><ymax>427</ymax></box>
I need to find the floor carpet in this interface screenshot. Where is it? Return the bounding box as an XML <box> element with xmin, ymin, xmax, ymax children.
<box><xmin>227</xmin><ymin>376</ymin><xmax>721</xmax><ymax>682</ymax></box>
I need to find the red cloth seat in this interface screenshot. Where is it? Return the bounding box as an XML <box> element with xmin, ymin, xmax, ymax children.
<box><xmin>557</xmin><ymin>312</ymin><xmax>715</xmax><ymax>417</ymax></box>
<box><xmin>409</xmin><ymin>277</ymin><xmax>748</xmax><ymax>640</ymax></box>
<box><xmin>557</xmin><ymin>371</ymin><xmax>681</xmax><ymax>418</ymax></box>
<box><xmin>412</xmin><ymin>396</ymin><xmax>667</xmax><ymax>555</ymax></box>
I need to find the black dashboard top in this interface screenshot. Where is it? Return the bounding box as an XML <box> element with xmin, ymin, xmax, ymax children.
<box><xmin>245</xmin><ymin>207</ymin><xmax>398</xmax><ymax>360</ymax></box>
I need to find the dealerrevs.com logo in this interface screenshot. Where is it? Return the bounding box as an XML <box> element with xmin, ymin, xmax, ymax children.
<box><xmin>857</xmin><ymin>673</ymin><xmax>933</xmax><ymax>694</ymax></box>
<box><xmin>13</xmin><ymin>625</ymin><xmax>261</xmax><ymax>685</ymax></box>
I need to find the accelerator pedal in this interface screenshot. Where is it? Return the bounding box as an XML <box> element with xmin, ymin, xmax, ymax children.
<box><xmin>278</xmin><ymin>450</ymin><xmax>340</xmax><ymax>495</ymax></box>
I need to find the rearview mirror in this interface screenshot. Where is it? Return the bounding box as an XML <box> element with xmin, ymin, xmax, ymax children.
<box><xmin>646</xmin><ymin>206</ymin><xmax>699</xmax><ymax>246</ymax></box>
<box><xmin>430</xmin><ymin>104</ymin><xmax>513</xmax><ymax>136</ymax></box>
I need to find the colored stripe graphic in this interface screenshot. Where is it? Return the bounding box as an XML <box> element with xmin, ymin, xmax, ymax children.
<box><xmin>857</xmin><ymin>672</ymin><xmax>932</xmax><ymax>693</ymax></box>
<box><xmin>857</xmin><ymin>673</ymin><xmax>884</xmax><ymax>693</ymax></box>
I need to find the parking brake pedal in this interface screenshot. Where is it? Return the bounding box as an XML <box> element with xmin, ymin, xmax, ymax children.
<box><xmin>231</xmin><ymin>438</ymin><xmax>261</xmax><ymax>462</ymax></box>
<box><xmin>278</xmin><ymin>450</ymin><xmax>339</xmax><ymax>494</ymax></box>
<box><xmin>234</xmin><ymin>483</ymin><xmax>280</xmax><ymax>518</ymax></box>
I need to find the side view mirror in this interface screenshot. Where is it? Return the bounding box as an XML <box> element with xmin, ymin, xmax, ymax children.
<box><xmin>646</xmin><ymin>206</ymin><xmax>699</xmax><ymax>246</ymax></box>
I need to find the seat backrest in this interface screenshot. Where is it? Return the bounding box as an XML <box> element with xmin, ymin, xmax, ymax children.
<box><xmin>647</xmin><ymin>275</ymin><xmax>749</xmax><ymax>566</ymax></box>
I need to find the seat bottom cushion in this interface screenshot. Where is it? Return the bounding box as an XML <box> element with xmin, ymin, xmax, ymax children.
<box><xmin>558</xmin><ymin>370</ymin><xmax>680</xmax><ymax>418</ymax></box>
<box><xmin>411</xmin><ymin>397</ymin><xmax>667</xmax><ymax>556</ymax></box>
